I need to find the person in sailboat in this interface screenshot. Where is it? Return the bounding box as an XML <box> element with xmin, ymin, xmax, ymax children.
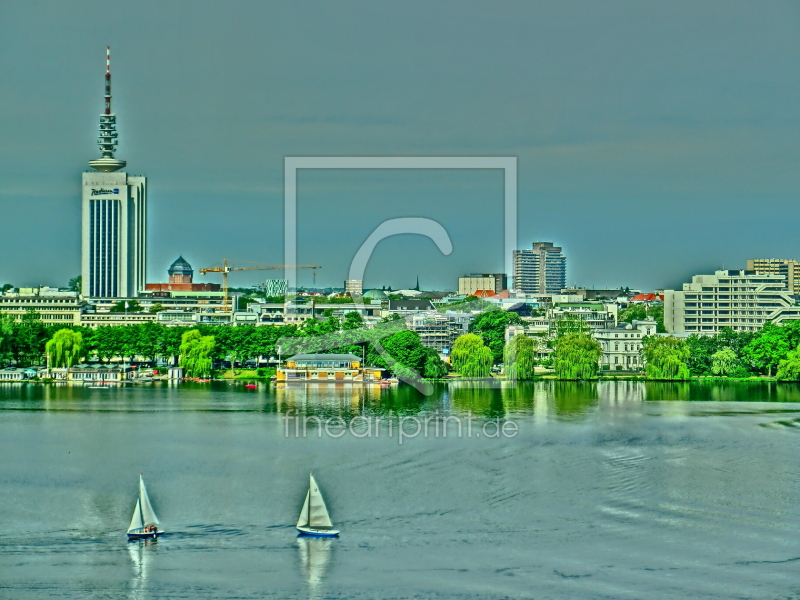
<box><xmin>127</xmin><ymin>474</ymin><xmax>164</xmax><ymax>539</ymax></box>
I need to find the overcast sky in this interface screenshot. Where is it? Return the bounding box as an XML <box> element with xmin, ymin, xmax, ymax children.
<box><xmin>1</xmin><ymin>1</ymin><xmax>799</xmax><ymax>291</ymax></box>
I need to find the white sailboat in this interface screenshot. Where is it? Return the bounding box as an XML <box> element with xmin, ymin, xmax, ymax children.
<box><xmin>296</xmin><ymin>474</ymin><xmax>339</xmax><ymax>537</ymax></box>
<box><xmin>127</xmin><ymin>474</ymin><xmax>164</xmax><ymax>539</ymax></box>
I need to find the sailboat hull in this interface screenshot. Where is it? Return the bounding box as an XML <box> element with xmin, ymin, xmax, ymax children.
<box><xmin>127</xmin><ymin>530</ymin><xmax>164</xmax><ymax>540</ymax></box>
<box><xmin>297</xmin><ymin>526</ymin><xmax>339</xmax><ymax>537</ymax></box>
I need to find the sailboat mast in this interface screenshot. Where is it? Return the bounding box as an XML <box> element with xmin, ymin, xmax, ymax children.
<box><xmin>307</xmin><ymin>476</ymin><xmax>312</xmax><ymax>526</ymax></box>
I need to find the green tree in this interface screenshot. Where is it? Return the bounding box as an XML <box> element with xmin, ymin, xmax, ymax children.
<box><xmin>46</xmin><ymin>329</ymin><xmax>83</xmax><ymax>368</ymax></box>
<box><xmin>148</xmin><ymin>303</ymin><xmax>166</xmax><ymax>313</ymax></box>
<box><xmin>776</xmin><ymin>343</ymin><xmax>800</xmax><ymax>381</ymax></box>
<box><xmin>618</xmin><ymin>304</ymin><xmax>665</xmax><ymax>332</ymax></box>
<box><xmin>711</xmin><ymin>347</ymin><xmax>738</xmax><ymax>376</ymax></box>
<box><xmin>469</xmin><ymin>309</ymin><xmax>523</xmax><ymax>363</ymax></box>
<box><xmin>342</xmin><ymin>311</ymin><xmax>364</xmax><ymax>330</ymax></box>
<box><xmin>504</xmin><ymin>334</ymin><xmax>537</xmax><ymax>380</ymax></box>
<box><xmin>423</xmin><ymin>350</ymin><xmax>448</xmax><ymax>378</ymax></box>
<box><xmin>451</xmin><ymin>333</ymin><xmax>492</xmax><ymax>378</ymax></box>
<box><xmin>742</xmin><ymin>323</ymin><xmax>790</xmax><ymax>377</ymax></box>
<box><xmin>642</xmin><ymin>336</ymin><xmax>690</xmax><ymax>380</ymax></box>
<box><xmin>553</xmin><ymin>333</ymin><xmax>601</xmax><ymax>380</ymax></box>
<box><xmin>10</xmin><ymin>309</ymin><xmax>49</xmax><ymax>366</ymax></box>
<box><xmin>109</xmin><ymin>300</ymin><xmax>143</xmax><ymax>313</ymax></box>
<box><xmin>552</xmin><ymin>313</ymin><xmax>590</xmax><ymax>339</ymax></box>
<box><xmin>68</xmin><ymin>275</ymin><xmax>82</xmax><ymax>292</ymax></box>
<box><xmin>179</xmin><ymin>329</ymin><xmax>215</xmax><ymax>378</ymax></box>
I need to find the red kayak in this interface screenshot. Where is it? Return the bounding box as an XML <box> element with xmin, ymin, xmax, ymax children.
<box><xmin>244</xmin><ymin>384</ymin><xmax>257</xmax><ymax>389</ymax></box>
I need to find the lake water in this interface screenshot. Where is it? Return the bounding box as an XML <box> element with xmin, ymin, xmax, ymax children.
<box><xmin>0</xmin><ymin>381</ymin><xmax>798</xmax><ymax>599</ymax></box>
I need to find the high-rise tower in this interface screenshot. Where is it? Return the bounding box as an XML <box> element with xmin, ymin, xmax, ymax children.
<box><xmin>512</xmin><ymin>242</ymin><xmax>566</xmax><ymax>294</ymax></box>
<box><xmin>81</xmin><ymin>47</ymin><xmax>147</xmax><ymax>298</ymax></box>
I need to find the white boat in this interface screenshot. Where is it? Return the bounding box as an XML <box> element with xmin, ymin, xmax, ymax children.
<box><xmin>296</xmin><ymin>474</ymin><xmax>339</xmax><ymax>537</ymax></box>
<box><xmin>127</xmin><ymin>474</ymin><xmax>164</xmax><ymax>539</ymax></box>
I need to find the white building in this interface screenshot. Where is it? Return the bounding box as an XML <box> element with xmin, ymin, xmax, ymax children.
<box><xmin>594</xmin><ymin>318</ymin><xmax>657</xmax><ymax>372</ymax></box>
<box><xmin>0</xmin><ymin>290</ymin><xmax>82</xmax><ymax>325</ymax></box>
<box><xmin>663</xmin><ymin>269</ymin><xmax>800</xmax><ymax>334</ymax></box>
<box><xmin>81</xmin><ymin>48</ymin><xmax>147</xmax><ymax>299</ymax></box>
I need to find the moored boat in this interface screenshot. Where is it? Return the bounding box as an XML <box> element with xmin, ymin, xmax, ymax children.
<box><xmin>296</xmin><ymin>474</ymin><xmax>339</xmax><ymax>537</ymax></box>
<box><xmin>127</xmin><ymin>474</ymin><xmax>164</xmax><ymax>539</ymax></box>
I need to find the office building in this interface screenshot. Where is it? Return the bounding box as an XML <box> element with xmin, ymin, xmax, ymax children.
<box><xmin>746</xmin><ymin>259</ymin><xmax>800</xmax><ymax>295</ymax></box>
<box><xmin>458</xmin><ymin>273</ymin><xmax>507</xmax><ymax>296</ymax></box>
<box><xmin>81</xmin><ymin>48</ymin><xmax>147</xmax><ymax>299</ymax></box>
<box><xmin>512</xmin><ymin>242</ymin><xmax>566</xmax><ymax>294</ymax></box>
<box><xmin>663</xmin><ymin>270</ymin><xmax>800</xmax><ymax>334</ymax></box>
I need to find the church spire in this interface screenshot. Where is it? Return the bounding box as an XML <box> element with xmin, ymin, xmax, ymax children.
<box><xmin>89</xmin><ymin>47</ymin><xmax>126</xmax><ymax>172</ymax></box>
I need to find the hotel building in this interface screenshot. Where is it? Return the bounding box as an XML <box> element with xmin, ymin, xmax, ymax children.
<box><xmin>81</xmin><ymin>48</ymin><xmax>147</xmax><ymax>299</ymax></box>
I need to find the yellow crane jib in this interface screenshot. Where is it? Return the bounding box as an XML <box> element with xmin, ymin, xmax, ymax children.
<box><xmin>199</xmin><ymin>259</ymin><xmax>321</xmax><ymax>311</ymax></box>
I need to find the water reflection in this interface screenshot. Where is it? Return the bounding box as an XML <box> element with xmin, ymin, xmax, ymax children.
<box><xmin>0</xmin><ymin>380</ymin><xmax>798</xmax><ymax>423</ymax></box>
<box><xmin>127</xmin><ymin>538</ymin><xmax>156</xmax><ymax>599</ymax></box>
<box><xmin>296</xmin><ymin>536</ymin><xmax>333</xmax><ymax>599</ymax></box>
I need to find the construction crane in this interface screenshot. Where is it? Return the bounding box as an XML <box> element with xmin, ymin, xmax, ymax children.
<box><xmin>200</xmin><ymin>259</ymin><xmax>321</xmax><ymax>311</ymax></box>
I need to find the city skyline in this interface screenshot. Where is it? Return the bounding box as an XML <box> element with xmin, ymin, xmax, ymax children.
<box><xmin>2</xmin><ymin>2</ymin><xmax>800</xmax><ymax>291</ymax></box>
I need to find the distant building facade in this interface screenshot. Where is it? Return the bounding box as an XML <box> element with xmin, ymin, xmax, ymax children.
<box><xmin>512</xmin><ymin>242</ymin><xmax>566</xmax><ymax>294</ymax></box>
<box><xmin>746</xmin><ymin>259</ymin><xmax>800</xmax><ymax>295</ymax></box>
<box><xmin>262</xmin><ymin>279</ymin><xmax>288</xmax><ymax>297</ymax></box>
<box><xmin>663</xmin><ymin>270</ymin><xmax>800</xmax><ymax>334</ymax></box>
<box><xmin>458</xmin><ymin>273</ymin><xmax>507</xmax><ymax>296</ymax></box>
<box><xmin>344</xmin><ymin>280</ymin><xmax>363</xmax><ymax>296</ymax></box>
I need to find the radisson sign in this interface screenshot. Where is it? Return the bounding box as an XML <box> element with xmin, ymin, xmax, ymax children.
<box><xmin>91</xmin><ymin>188</ymin><xmax>120</xmax><ymax>196</ymax></box>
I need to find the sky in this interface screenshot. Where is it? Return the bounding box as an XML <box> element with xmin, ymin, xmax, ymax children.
<box><xmin>1</xmin><ymin>1</ymin><xmax>799</xmax><ymax>292</ymax></box>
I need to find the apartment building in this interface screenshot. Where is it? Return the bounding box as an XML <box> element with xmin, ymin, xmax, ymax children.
<box><xmin>746</xmin><ymin>259</ymin><xmax>800</xmax><ymax>295</ymax></box>
<box><xmin>663</xmin><ymin>270</ymin><xmax>800</xmax><ymax>334</ymax></box>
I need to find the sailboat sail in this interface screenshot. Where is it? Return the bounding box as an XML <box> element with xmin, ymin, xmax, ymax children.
<box><xmin>139</xmin><ymin>477</ymin><xmax>160</xmax><ymax>527</ymax></box>
<box><xmin>308</xmin><ymin>475</ymin><xmax>333</xmax><ymax>528</ymax></box>
<box><xmin>297</xmin><ymin>491</ymin><xmax>310</xmax><ymax>528</ymax></box>
<box><xmin>128</xmin><ymin>498</ymin><xmax>144</xmax><ymax>533</ymax></box>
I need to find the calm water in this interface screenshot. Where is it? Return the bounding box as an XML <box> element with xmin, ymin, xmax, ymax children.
<box><xmin>0</xmin><ymin>381</ymin><xmax>798</xmax><ymax>599</ymax></box>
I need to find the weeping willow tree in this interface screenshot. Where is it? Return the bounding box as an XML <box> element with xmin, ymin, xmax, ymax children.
<box><xmin>179</xmin><ymin>330</ymin><xmax>216</xmax><ymax>378</ymax></box>
<box><xmin>553</xmin><ymin>333</ymin><xmax>601</xmax><ymax>380</ymax></box>
<box><xmin>451</xmin><ymin>333</ymin><xmax>492</xmax><ymax>378</ymax></box>
<box><xmin>776</xmin><ymin>343</ymin><xmax>800</xmax><ymax>381</ymax></box>
<box><xmin>504</xmin><ymin>334</ymin><xmax>538</xmax><ymax>380</ymax></box>
<box><xmin>642</xmin><ymin>336</ymin><xmax>690</xmax><ymax>380</ymax></box>
<box><xmin>45</xmin><ymin>329</ymin><xmax>83</xmax><ymax>368</ymax></box>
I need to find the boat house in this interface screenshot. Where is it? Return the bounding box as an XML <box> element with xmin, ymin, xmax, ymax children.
<box><xmin>68</xmin><ymin>364</ymin><xmax>134</xmax><ymax>383</ymax></box>
<box><xmin>277</xmin><ymin>353</ymin><xmax>383</xmax><ymax>383</ymax></box>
